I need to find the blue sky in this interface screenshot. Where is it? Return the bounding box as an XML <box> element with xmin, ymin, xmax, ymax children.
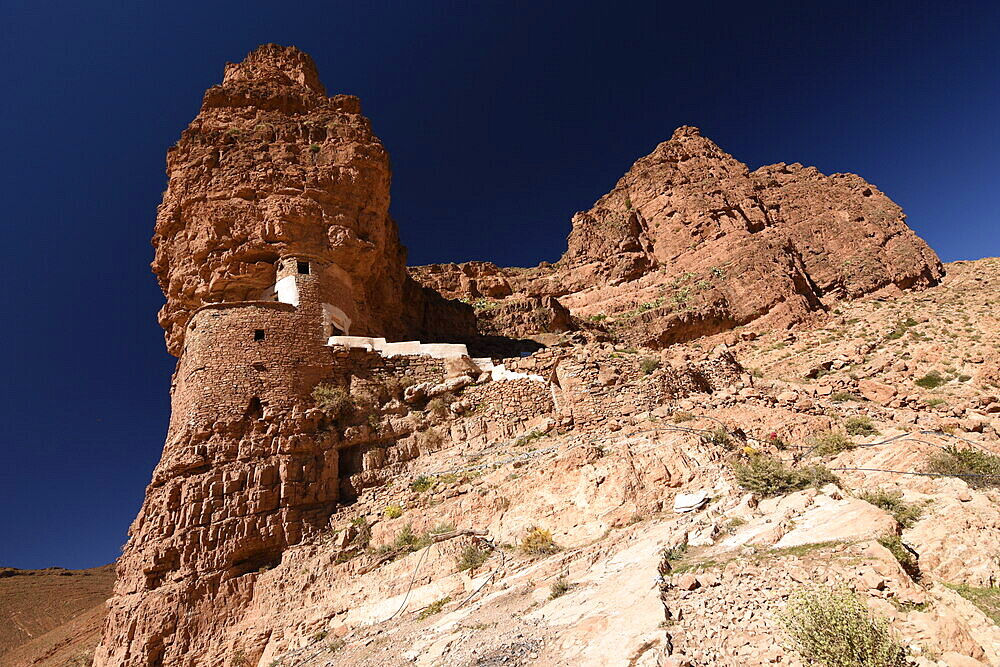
<box><xmin>1</xmin><ymin>0</ymin><xmax>997</xmax><ymax>568</ymax></box>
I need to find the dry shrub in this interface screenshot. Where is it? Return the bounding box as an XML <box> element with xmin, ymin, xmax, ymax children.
<box><xmin>455</xmin><ymin>543</ymin><xmax>491</xmax><ymax>572</ymax></box>
<box><xmin>519</xmin><ymin>527</ymin><xmax>560</xmax><ymax>555</ymax></box>
<box><xmin>312</xmin><ymin>383</ymin><xmax>354</xmax><ymax>420</ymax></box>
<box><xmin>780</xmin><ymin>588</ymin><xmax>907</xmax><ymax>667</ymax></box>
<box><xmin>844</xmin><ymin>416</ymin><xmax>879</xmax><ymax>437</ymax></box>
<box><xmin>732</xmin><ymin>455</ymin><xmax>837</xmax><ymax>497</ymax></box>
<box><xmin>926</xmin><ymin>446</ymin><xmax>1000</xmax><ymax>489</ymax></box>
<box><xmin>856</xmin><ymin>490</ymin><xmax>923</xmax><ymax>528</ymax></box>
<box><xmin>808</xmin><ymin>430</ymin><xmax>854</xmax><ymax>456</ymax></box>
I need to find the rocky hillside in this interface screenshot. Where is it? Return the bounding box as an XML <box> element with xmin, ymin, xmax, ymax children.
<box><xmin>411</xmin><ymin>126</ymin><xmax>943</xmax><ymax>348</ymax></box>
<box><xmin>160</xmin><ymin>258</ymin><xmax>997</xmax><ymax>667</ymax></box>
<box><xmin>0</xmin><ymin>565</ymin><xmax>114</xmax><ymax>667</ymax></box>
<box><xmin>30</xmin><ymin>43</ymin><xmax>991</xmax><ymax>667</ymax></box>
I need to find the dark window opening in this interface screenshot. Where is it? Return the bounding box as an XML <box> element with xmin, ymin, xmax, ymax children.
<box><xmin>297</xmin><ymin>261</ymin><xmax>310</xmax><ymax>275</ymax></box>
<box><xmin>254</xmin><ymin>329</ymin><xmax>265</xmax><ymax>341</ymax></box>
<box><xmin>244</xmin><ymin>396</ymin><xmax>263</xmax><ymax>420</ymax></box>
<box><xmin>328</xmin><ymin>323</ymin><xmax>346</xmax><ymax>337</ymax></box>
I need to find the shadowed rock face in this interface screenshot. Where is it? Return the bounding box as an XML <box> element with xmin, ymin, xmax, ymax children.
<box><xmin>411</xmin><ymin>126</ymin><xmax>944</xmax><ymax>346</ymax></box>
<box><xmin>152</xmin><ymin>43</ymin><xmax>472</xmax><ymax>356</ymax></box>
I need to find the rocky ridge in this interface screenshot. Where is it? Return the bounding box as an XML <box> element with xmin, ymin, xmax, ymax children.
<box><xmin>411</xmin><ymin>127</ymin><xmax>943</xmax><ymax>347</ymax></box>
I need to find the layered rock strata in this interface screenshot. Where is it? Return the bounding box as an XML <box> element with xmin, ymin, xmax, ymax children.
<box><xmin>96</xmin><ymin>44</ymin><xmax>472</xmax><ymax>666</ymax></box>
<box><xmin>411</xmin><ymin>126</ymin><xmax>943</xmax><ymax>346</ymax></box>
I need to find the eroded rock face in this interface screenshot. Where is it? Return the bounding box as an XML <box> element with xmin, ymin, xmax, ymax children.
<box><xmin>410</xmin><ymin>126</ymin><xmax>943</xmax><ymax>346</ymax></box>
<box><xmin>95</xmin><ymin>44</ymin><xmax>472</xmax><ymax>667</ymax></box>
<box><xmin>151</xmin><ymin>43</ymin><xmax>471</xmax><ymax>356</ymax></box>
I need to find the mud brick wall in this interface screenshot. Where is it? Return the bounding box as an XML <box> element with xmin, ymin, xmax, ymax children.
<box><xmin>170</xmin><ymin>302</ymin><xmax>334</xmax><ymax>435</ymax></box>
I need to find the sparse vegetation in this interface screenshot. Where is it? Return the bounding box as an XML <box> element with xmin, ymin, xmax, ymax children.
<box><xmin>417</xmin><ymin>427</ymin><xmax>446</xmax><ymax>450</ymax></box>
<box><xmin>926</xmin><ymin>446</ymin><xmax>1000</xmax><ymax>488</ymax></box>
<box><xmin>856</xmin><ymin>490</ymin><xmax>924</xmax><ymax>528</ymax></box>
<box><xmin>514</xmin><ymin>429</ymin><xmax>546</xmax><ymax>447</ymax></box>
<box><xmin>417</xmin><ymin>596</ymin><xmax>452</xmax><ymax>620</ymax></box>
<box><xmin>701</xmin><ymin>426</ymin><xmax>734</xmax><ymax>450</ymax></box>
<box><xmin>877</xmin><ymin>533</ymin><xmax>919</xmax><ymax>579</ymax></box>
<box><xmin>309</xmin><ymin>143</ymin><xmax>321</xmax><ymax>153</ymax></box>
<box><xmin>456</xmin><ymin>543</ymin><xmax>491</xmax><ymax>572</ymax></box>
<box><xmin>230</xmin><ymin>650</ymin><xmax>250</xmax><ymax>667</ymax></box>
<box><xmin>379</xmin><ymin>523</ymin><xmax>432</xmax><ymax>555</ymax></box>
<box><xmin>549</xmin><ymin>574</ymin><xmax>572</xmax><ymax>599</ymax></box>
<box><xmin>426</xmin><ymin>397</ymin><xmax>450</xmax><ymax>417</ymax></box>
<box><xmin>779</xmin><ymin>588</ymin><xmax>907</xmax><ymax>667</ymax></box>
<box><xmin>661</xmin><ymin>542</ymin><xmax>688</xmax><ymax>561</ymax></box>
<box><xmin>915</xmin><ymin>370</ymin><xmax>946</xmax><ymax>389</ymax></box>
<box><xmin>945</xmin><ymin>583</ymin><xmax>1000</xmax><ymax>625</ymax></box>
<box><xmin>725</xmin><ymin>517</ymin><xmax>747</xmax><ymax>533</ymax></box>
<box><xmin>640</xmin><ymin>357</ymin><xmax>661</xmax><ymax>375</ymax></box>
<box><xmin>844</xmin><ymin>416</ymin><xmax>879</xmax><ymax>437</ymax></box>
<box><xmin>732</xmin><ymin>455</ymin><xmax>837</xmax><ymax>497</ymax></box>
<box><xmin>384</xmin><ymin>504</ymin><xmax>403</xmax><ymax>519</ymax></box>
<box><xmin>312</xmin><ymin>383</ymin><xmax>354</xmax><ymax>420</ymax></box>
<box><xmin>808</xmin><ymin>430</ymin><xmax>855</xmax><ymax>456</ymax></box>
<box><xmin>671</xmin><ymin>411</ymin><xmax>694</xmax><ymax>423</ymax></box>
<box><xmin>830</xmin><ymin>391</ymin><xmax>860</xmax><ymax>403</ymax></box>
<box><xmin>411</xmin><ymin>475</ymin><xmax>433</xmax><ymax>492</ymax></box>
<box><xmin>519</xmin><ymin>527</ymin><xmax>560</xmax><ymax>555</ymax></box>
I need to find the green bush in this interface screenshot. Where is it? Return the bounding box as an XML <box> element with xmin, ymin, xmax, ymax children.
<box><xmin>411</xmin><ymin>475</ymin><xmax>433</xmax><ymax>492</ymax></box>
<box><xmin>640</xmin><ymin>358</ymin><xmax>661</xmax><ymax>375</ymax></box>
<box><xmin>514</xmin><ymin>429</ymin><xmax>545</xmax><ymax>447</ymax></box>
<box><xmin>844</xmin><ymin>416</ymin><xmax>879</xmax><ymax>437</ymax></box>
<box><xmin>383</xmin><ymin>523</ymin><xmax>431</xmax><ymax>554</ymax></box>
<box><xmin>455</xmin><ymin>544</ymin><xmax>491</xmax><ymax>572</ymax></box>
<box><xmin>779</xmin><ymin>588</ymin><xmax>907</xmax><ymax>667</ymax></box>
<box><xmin>384</xmin><ymin>504</ymin><xmax>403</xmax><ymax>519</ymax></box>
<box><xmin>877</xmin><ymin>533</ymin><xmax>919</xmax><ymax>580</ymax></box>
<box><xmin>926</xmin><ymin>446</ymin><xmax>1000</xmax><ymax>489</ymax></box>
<box><xmin>519</xmin><ymin>527</ymin><xmax>560</xmax><ymax>555</ymax></box>
<box><xmin>417</xmin><ymin>596</ymin><xmax>451</xmax><ymax>620</ymax></box>
<box><xmin>312</xmin><ymin>383</ymin><xmax>355</xmax><ymax>420</ymax></box>
<box><xmin>671</xmin><ymin>411</ymin><xmax>694</xmax><ymax>423</ymax></box>
<box><xmin>660</xmin><ymin>542</ymin><xmax>688</xmax><ymax>561</ymax></box>
<box><xmin>830</xmin><ymin>391</ymin><xmax>860</xmax><ymax>403</ymax></box>
<box><xmin>856</xmin><ymin>490</ymin><xmax>923</xmax><ymax>528</ymax></box>
<box><xmin>808</xmin><ymin>430</ymin><xmax>855</xmax><ymax>456</ymax></box>
<box><xmin>732</xmin><ymin>455</ymin><xmax>837</xmax><ymax>497</ymax></box>
<box><xmin>915</xmin><ymin>370</ymin><xmax>946</xmax><ymax>389</ymax></box>
<box><xmin>700</xmin><ymin>426</ymin><xmax>734</xmax><ymax>450</ymax></box>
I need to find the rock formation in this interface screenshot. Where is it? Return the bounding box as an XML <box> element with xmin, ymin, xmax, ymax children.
<box><xmin>151</xmin><ymin>43</ymin><xmax>472</xmax><ymax>356</ymax></box>
<box><xmin>95</xmin><ymin>44</ymin><xmax>475</xmax><ymax>667</ymax></box>
<box><xmin>91</xmin><ymin>43</ymin><xmax>975</xmax><ymax>667</ymax></box>
<box><xmin>410</xmin><ymin>126</ymin><xmax>943</xmax><ymax>347</ymax></box>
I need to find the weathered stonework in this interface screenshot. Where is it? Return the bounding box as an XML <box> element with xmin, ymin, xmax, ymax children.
<box><xmin>96</xmin><ymin>45</ymin><xmax>474</xmax><ymax>667</ymax></box>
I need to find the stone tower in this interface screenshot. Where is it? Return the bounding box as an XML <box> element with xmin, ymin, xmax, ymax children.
<box><xmin>95</xmin><ymin>45</ymin><xmax>471</xmax><ymax>666</ymax></box>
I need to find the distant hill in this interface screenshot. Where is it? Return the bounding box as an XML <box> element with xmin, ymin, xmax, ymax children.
<box><xmin>0</xmin><ymin>565</ymin><xmax>114</xmax><ymax>666</ymax></box>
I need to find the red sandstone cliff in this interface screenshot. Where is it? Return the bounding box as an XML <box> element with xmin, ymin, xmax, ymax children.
<box><xmin>95</xmin><ymin>45</ymin><xmax>472</xmax><ymax>667</ymax></box>
<box><xmin>151</xmin><ymin>43</ymin><xmax>471</xmax><ymax>356</ymax></box>
<box><xmin>411</xmin><ymin>126</ymin><xmax>943</xmax><ymax>346</ymax></box>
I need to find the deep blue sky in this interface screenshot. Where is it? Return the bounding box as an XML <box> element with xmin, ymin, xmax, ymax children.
<box><xmin>1</xmin><ymin>1</ymin><xmax>997</xmax><ymax>568</ymax></box>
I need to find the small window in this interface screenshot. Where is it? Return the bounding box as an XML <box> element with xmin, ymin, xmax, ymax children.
<box><xmin>297</xmin><ymin>261</ymin><xmax>310</xmax><ymax>275</ymax></box>
<box><xmin>254</xmin><ymin>329</ymin><xmax>265</xmax><ymax>341</ymax></box>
